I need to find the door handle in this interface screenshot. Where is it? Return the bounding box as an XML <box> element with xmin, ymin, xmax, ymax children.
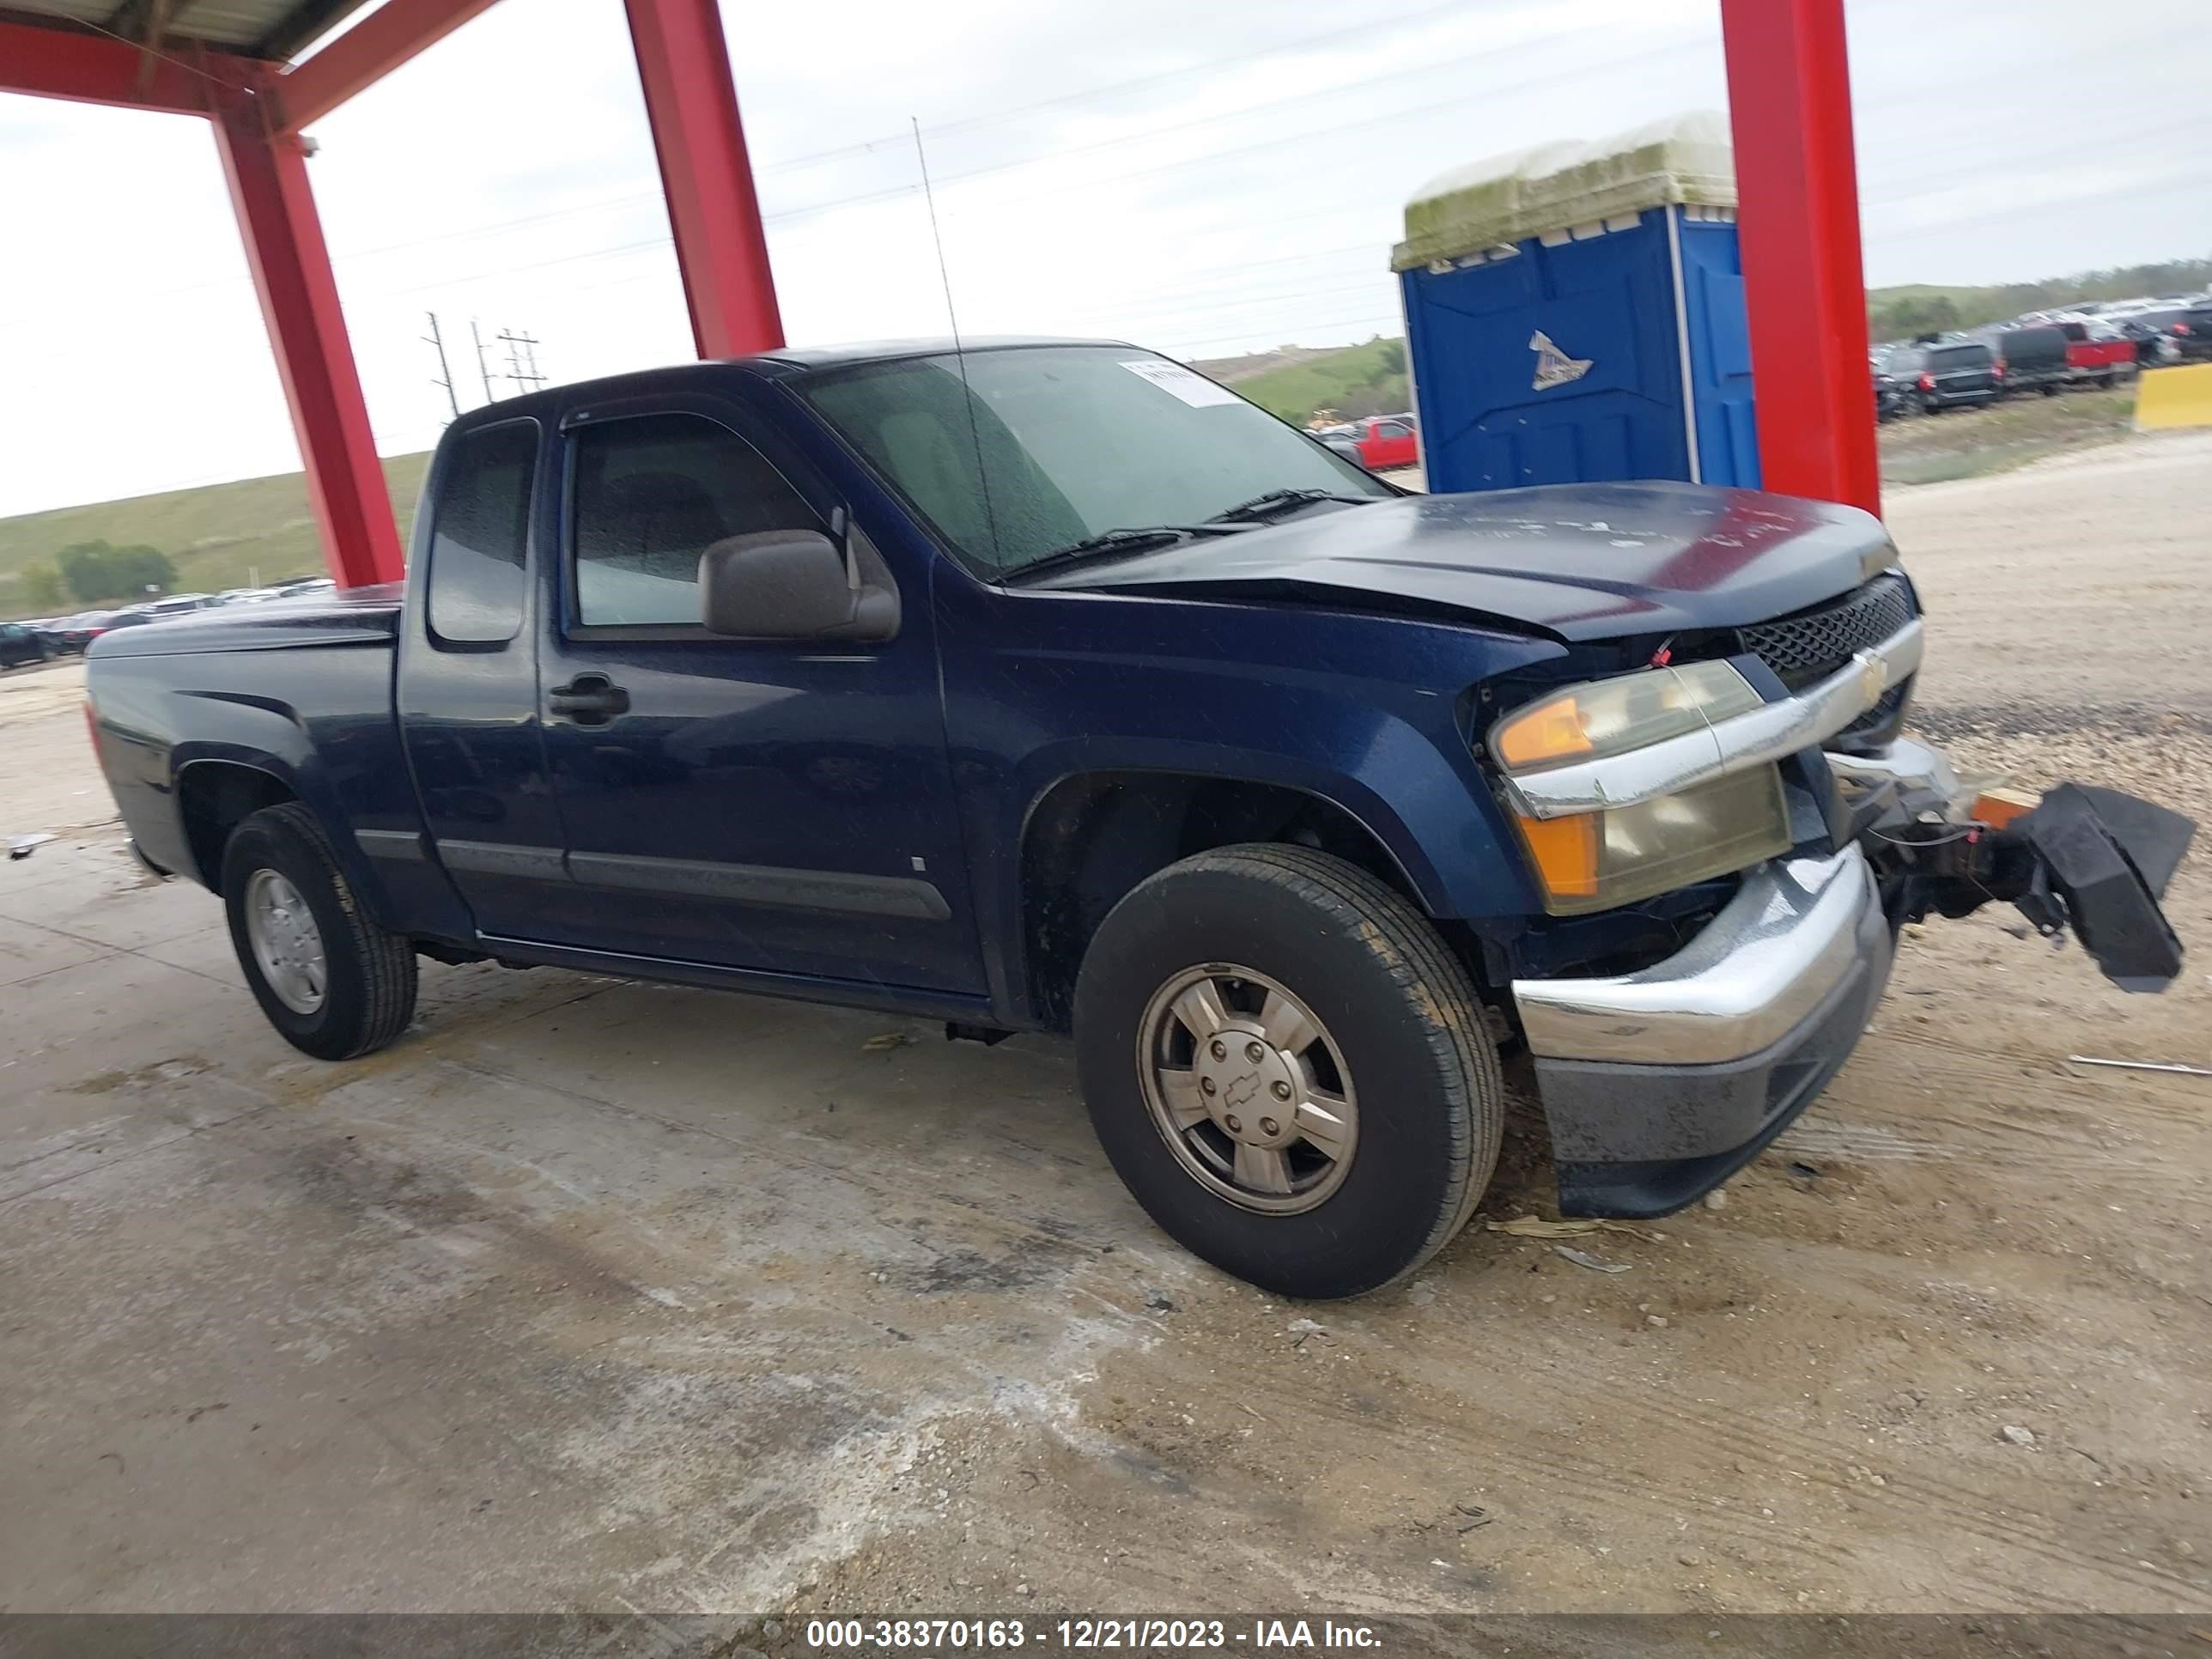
<box><xmin>547</xmin><ymin>673</ymin><xmax>630</xmax><ymax>726</ymax></box>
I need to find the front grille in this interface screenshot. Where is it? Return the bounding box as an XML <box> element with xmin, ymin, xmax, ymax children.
<box><xmin>1737</xmin><ymin>573</ymin><xmax>1914</xmax><ymax>692</ymax></box>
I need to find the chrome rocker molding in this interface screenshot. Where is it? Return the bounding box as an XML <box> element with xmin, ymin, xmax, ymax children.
<box><xmin>1506</xmin><ymin>618</ymin><xmax>1925</xmax><ymax>820</ymax></box>
<box><xmin>1511</xmin><ymin>842</ymin><xmax>1881</xmax><ymax>1067</ymax></box>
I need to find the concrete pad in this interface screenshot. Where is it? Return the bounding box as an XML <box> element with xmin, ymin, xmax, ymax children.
<box><xmin>0</xmin><ymin>915</ymin><xmax>112</xmax><ymax>988</ymax></box>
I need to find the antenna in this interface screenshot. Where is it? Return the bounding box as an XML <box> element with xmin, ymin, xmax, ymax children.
<box><xmin>912</xmin><ymin>116</ymin><xmax>1001</xmax><ymax>568</ymax></box>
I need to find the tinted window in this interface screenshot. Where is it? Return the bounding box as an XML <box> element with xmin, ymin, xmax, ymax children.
<box><xmin>427</xmin><ymin>421</ymin><xmax>538</xmax><ymax>644</ymax></box>
<box><xmin>1926</xmin><ymin>345</ymin><xmax>1991</xmax><ymax>369</ymax></box>
<box><xmin>801</xmin><ymin>345</ymin><xmax>1389</xmax><ymax>578</ymax></box>
<box><xmin>567</xmin><ymin>413</ymin><xmax>823</xmax><ymax>628</ymax></box>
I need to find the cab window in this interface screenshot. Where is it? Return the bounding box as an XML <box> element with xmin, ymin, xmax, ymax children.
<box><xmin>566</xmin><ymin>412</ymin><xmax>823</xmax><ymax>629</ymax></box>
<box><xmin>424</xmin><ymin>420</ymin><xmax>538</xmax><ymax>646</ymax></box>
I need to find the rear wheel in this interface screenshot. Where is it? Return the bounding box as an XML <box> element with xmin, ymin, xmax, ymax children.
<box><xmin>222</xmin><ymin>802</ymin><xmax>417</xmax><ymax>1060</ymax></box>
<box><xmin>1073</xmin><ymin>844</ymin><xmax>1503</xmax><ymax>1298</ymax></box>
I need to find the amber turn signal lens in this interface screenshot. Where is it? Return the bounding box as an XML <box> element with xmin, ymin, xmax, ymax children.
<box><xmin>1513</xmin><ymin>811</ymin><xmax>1600</xmax><ymax>900</ymax></box>
<box><xmin>1496</xmin><ymin>697</ymin><xmax>1592</xmax><ymax>769</ymax></box>
<box><xmin>1972</xmin><ymin>787</ymin><xmax>2039</xmax><ymax>830</ymax></box>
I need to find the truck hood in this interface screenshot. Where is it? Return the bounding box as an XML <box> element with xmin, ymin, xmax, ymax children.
<box><xmin>1027</xmin><ymin>482</ymin><xmax>1896</xmax><ymax>641</ymax></box>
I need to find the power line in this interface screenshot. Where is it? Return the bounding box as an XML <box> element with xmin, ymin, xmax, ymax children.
<box><xmin>755</xmin><ymin>0</ymin><xmax>1490</xmax><ymax>175</ymax></box>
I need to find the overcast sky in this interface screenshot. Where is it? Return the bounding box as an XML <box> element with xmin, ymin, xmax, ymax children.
<box><xmin>1</xmin><ymin>0</ymin><xmax>2206</xmax><ymax>517</ymax></box>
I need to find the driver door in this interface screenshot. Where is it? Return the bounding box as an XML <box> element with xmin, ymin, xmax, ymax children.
<box><xmin>529</xmin><ymin>396</ymin><xmax>986</xmax><ymax>994</ymax></box>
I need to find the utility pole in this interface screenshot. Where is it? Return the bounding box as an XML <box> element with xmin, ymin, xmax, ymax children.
<box><xmin>471</xmin><ymin>319</ymin><xmax>497</xmax><ymax>404</ymax></box>
<box><xmin>498</xmin><ymin>330</ymin><xmax>547</xmax><ymax>397</ymax></box>
<box><xmin>422</xmin><ymin>312</ymin><xmax>461</xmax><ymax>422</ymax></box>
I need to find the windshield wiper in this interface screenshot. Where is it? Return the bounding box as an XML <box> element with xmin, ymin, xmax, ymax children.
<box><xmin>1206</xmin><ymin>487</ymin><xmax>1377</xmax><ymax>526</ymax></box>
<box><xmin>1000</xmin><ymin>524</ymin><xmax>1241</xmax><ymax>583</ymax></box>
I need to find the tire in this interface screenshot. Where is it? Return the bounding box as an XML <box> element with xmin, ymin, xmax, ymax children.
<box><xmin>222</xmin><ymin>802</ymin><xmax>417</xmax><ymax>1060</ymax></box>
<box><xmin>1073</xmin><ymin>843</ymin><xmax>1504</xmax><ymax>1298</ymax></box>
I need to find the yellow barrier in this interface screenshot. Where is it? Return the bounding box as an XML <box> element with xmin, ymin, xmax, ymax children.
<box><xmin>2135</xmin><ymin>362</ymin><xmax>2212</xmax><ymax>431</ymax></box>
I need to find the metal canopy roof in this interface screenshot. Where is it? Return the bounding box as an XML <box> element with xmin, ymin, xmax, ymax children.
<box><xmin>0</xmin><ymin>0</ymin><xmax>375</xmax><ymax>62</ymax></box>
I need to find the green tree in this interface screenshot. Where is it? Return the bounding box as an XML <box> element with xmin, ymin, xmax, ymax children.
<box><xmin>56</xmin><ymin>541</ymin><xmax>177</xmax><ymax>605</ymax></box>
<box><xmin>20</xmin><ymin>563</ymin><xmax>66</xmax><ymax>612</ymax></box>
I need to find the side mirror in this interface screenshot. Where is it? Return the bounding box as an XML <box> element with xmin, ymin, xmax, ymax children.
<box><xmin>698</xmin><ymin>529</ymin><xmax>899</xmax><ymax>641</ymax></box>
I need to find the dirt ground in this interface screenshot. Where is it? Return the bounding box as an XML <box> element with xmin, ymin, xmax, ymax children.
<box><xmin>1</xmin><ymin>431</ymin><xmax>2208</xmax><ymax>1620</ymax></box>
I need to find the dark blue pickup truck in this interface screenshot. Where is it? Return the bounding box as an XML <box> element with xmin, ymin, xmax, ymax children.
<box><xmin>86</xmin><ymin>338</ymin><xmax>2192</xmax><ymax>1298</ymax></box>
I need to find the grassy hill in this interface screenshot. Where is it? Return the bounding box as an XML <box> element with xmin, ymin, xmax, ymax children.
<box><xmin>1867</xmin><ymin>258</ymin><xmax>2210</xmax><ymax>342</ymax></box>
<box><xmin>0</xmin><ymin>453</ymin><xmax>432</xmax><ymax>616</ymax></box>
<box><xmin>1197</xmin><ymin>336</ymin><xmax>1409</xmax><ymax>425</ymax></box>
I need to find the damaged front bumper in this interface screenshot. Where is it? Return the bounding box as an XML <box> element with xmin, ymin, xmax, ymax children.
<box><xmin>1510</xmin><ymin>734</ymin><xmax>2195</xmax><ymax>1218</ymax></box>
<box><xmin>1512</xmin><ymin>843</ymin><xmax>1892</xmax><ymax>1217</ymax></box>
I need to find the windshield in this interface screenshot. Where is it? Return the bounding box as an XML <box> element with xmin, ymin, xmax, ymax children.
<box><xmin>799</xmin><ymin>344</ymin><xmax>1393</xmax><ymax>577</ymax></box>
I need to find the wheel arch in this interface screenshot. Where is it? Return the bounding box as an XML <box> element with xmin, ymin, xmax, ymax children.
<box><xmin>175</xmin><ymin>757</ymin><xmax>301</xmax><ymax>890</ymax></box>
<box><xmin>172</xmin><ymin>751</ymin><xmax>403</xmax><ymax>933</ymax></box>
<box><xmin>1012</xmin><ymin>767</ymin><xmax>1449</xmax><ymax>1033</ymax></box>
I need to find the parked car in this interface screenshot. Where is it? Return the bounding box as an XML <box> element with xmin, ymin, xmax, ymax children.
<box><xmin>1323</xmin><ymin>415</ymin><xmax>1419</xmax><ymax>471</ymax></box>
<box><xmin>2109</xmin><ymin>301</ymin><xmax>2212</xmax><ymax>366</ymax></box>
<box><xmin>1993</xmin><ymin>325</ymin><xmax>2070</xmax><ymax>397</ymax></box>
<box><xmin>140</xmin><ymin>592</ymin><xmax>218</xmax><ymax>617</ymax></box>
<box><xmin>82</xmin><ymin>338</ymin><xmax>2195</xmax><ymax>1299</ymax></box>
<box><xmin>2053</xmin><ymin>318</ymin><xmax>2136</xmax><ymax>386</ymax></box>
<box><xmin>38</xmin><ymin>612</ymin><xmax>96</xmax><ymax>653</ymax></box>
<box><xmin>270</xmin><ymin>575</ymin><xmax>338</xmax><ymax>596</ymax></box>
<box><xmin>1870</xmin><ymin>355</ymin><xmax>1908</xmax><ymax>422</ymax></box>
<box><xmin>1907</xmin><ymin>341</ymin><xmax>2002</xmax><ymax>412</ymax></box>
<box><xmin>0</xmin><ymin>621</ymin><xmax>54</xmax><ymax>669</ymax></box>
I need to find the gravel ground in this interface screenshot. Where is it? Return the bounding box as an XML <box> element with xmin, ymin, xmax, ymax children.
<box><xmin>0</xmin><ymin>431</ymin><xmax>2205</xmax><ymax>1620</ymax></box>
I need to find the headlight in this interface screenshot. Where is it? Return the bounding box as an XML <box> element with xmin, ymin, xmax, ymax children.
<box><xmin>1490</xmin><ymin>659</ymin><xmax>1764</xmax><ymax>769</ymax></box>
<box><xmin>1491</xmin><ymin>663</ymin><xmax>1790</xmax><ymax>915</ymax></box>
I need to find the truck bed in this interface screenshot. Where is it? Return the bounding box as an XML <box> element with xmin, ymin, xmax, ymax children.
<box><xmin>84</xmin><ymin>584</ymin><xmax>427</xmax><ymax>927</ymax></box>
<box><xmin>88</xmin><ymin>584</ymin><xmax>404</xmax><ymax>658</ymax></box>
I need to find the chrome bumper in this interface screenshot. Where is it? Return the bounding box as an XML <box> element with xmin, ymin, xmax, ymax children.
<box><xmin>1512</xmin><ymin>842</ymin><xmax>1882</xmax><ymax>1066</ymax></box>
<box><xmin>1505</xmin><ymin>618</ymin><xmax>1923</xmax><ymax>819</ymax></box>
<box><xmin>1510</xmin><ymin>842</ymin><xmax>1894</xmax><ymax>1216</ymax></box>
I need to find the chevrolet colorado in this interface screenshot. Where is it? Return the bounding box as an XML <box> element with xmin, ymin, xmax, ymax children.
<box><xmin>85</xmin><ymin>339</ymin><xmax>2193</xmax><ymax>1298</ymax></box>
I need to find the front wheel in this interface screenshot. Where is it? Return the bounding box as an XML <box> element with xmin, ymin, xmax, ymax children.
<box><xmin>1073</xmin><ymin>844</ymin><xmax>1503</xmax><ymax>1298</ymax></box>
<box><xmin>222</xmin><ymin>802</ymin><xmax>418</xmax><ymax>1060</ymax></box>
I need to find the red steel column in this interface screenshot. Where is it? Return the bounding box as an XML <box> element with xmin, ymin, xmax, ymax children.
<box><xmin>1719</xmin><ymin>0</ymin><xmax>1881</xmax><ymax>515</ymax></box>
<box><xmin>625</xmin><ymin>0</ymin><xmax>785</xmax><ymax>358</ymax></box>
<box><xmin>212</xmin><ymin>83</ymin><xmax>404</xmax><ymax>588</ymax></box>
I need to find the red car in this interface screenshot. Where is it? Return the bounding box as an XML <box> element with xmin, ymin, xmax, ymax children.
<box><xmin>1323</xmin><ymin>415</ymin><xmax>1419</xmax><ymax>471</ymax></box>
<box><xmin>2056</xmin><ymin>319</ymin><xmax>2135</xmax><ymax>386</ymax></box>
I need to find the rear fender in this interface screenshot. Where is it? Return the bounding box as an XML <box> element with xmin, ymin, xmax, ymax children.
<box><xmin>171</xmin><ymin>738</ymin><xmax>403</xmax><ymax>932</ymax></box>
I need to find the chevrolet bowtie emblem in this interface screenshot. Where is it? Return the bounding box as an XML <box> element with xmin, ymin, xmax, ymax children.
<box><xmin>1858</xmin><ymin>653</ymin><xmax>1890</xmax><ymax>707</ymax></box>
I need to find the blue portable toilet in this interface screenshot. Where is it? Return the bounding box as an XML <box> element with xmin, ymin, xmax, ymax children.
<box><xmin>1394</xmin><ymin>111</ymin><xmax>1759</xmax><ymax>495</ymax></box>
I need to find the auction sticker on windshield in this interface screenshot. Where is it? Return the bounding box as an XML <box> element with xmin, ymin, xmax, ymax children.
<box><xmin>1120</xmin><ymin>359</ymin><xmax>1242</xmax><ymax>406</ymax></box>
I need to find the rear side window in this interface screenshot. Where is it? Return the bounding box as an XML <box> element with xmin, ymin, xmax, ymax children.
<box><xmin>568</xmin><ymin>412</ymin><xmax>822</xmax><ymax>628</ymax></box>
<box><xmin>426</xmin><ymin>420</ymin><xmax>538</xmax><ymax>645</ymax></box>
